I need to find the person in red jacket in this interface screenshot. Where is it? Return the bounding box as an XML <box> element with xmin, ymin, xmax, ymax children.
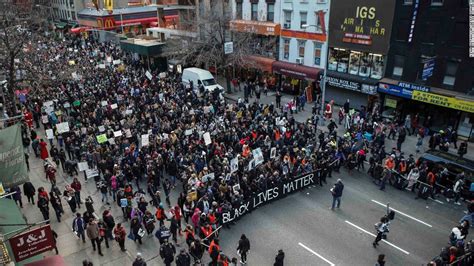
<box><xmin>113</xmin><ymin>223</ymin><xmax>127</xmax><ymax>252</ymax></box>
<box><xmin>39</xmin><ymin>139</ymin><xmax>49</xmax><ymax>160</ymax></box>
<box><xmin>71</xmin><ymin>178</ymin><xmax>82</xmax><ymax>208</ymax></box>
<box><xmin>46</xmin><ymin>165</ymin><xmax>57</xmax><ymax>185</ymax></box>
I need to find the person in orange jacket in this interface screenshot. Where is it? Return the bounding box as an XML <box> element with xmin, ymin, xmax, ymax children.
<box><xmin>155</xmin><ymin>204</ymin><xmax>165</xmax><ymax>226</ymax></box>
<box><xmin>208</xmin><ymin>238</ymin><xmax>220</xmax><ymax>265</ymax></box>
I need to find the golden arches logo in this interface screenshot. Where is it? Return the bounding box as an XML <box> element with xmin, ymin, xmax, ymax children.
<box><xmin>104</xmin><ymin>0</ymin><xmax>113</xmax><ymax>11</ymax></box>
<box><xmin>104</xmin><ymin>17</ymin><xmax>115</xmax><ymax>28</ymax></box>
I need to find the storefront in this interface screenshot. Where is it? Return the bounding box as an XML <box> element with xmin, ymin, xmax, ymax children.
<box><xmin>272</xmin><ymin>61</ymin><xmax>320</xmax><ymax>98</ymax></box>
<box><xmin>378</xmin><ymin>79</ymin><xmax>474</xmax><ymax>138</ymax></box>
<box><xmin>324</xmin><ymin>70</ymin><xmax>378</xmax><ymax>110</ymax></box>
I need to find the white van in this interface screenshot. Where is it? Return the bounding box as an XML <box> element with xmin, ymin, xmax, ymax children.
<box><xmin>181</xmin><ymin>67</ymin><xmax>224</xmax><ymax>93</ymax></box>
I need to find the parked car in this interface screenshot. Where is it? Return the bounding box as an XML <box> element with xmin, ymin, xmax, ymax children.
<box><xmin>181</xmin><ymin>67</ymin><xmax>224</xmax><ymax>93</ymax></box>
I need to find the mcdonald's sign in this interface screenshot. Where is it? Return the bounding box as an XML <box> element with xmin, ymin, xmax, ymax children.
<box><xmin>97</xmin><ymin>17</ymin><xmax>115</xmax><ymax>29</ymax></box>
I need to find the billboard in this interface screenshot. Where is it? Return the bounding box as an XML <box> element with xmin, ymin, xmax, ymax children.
<box><xmin>329</xmin><ymin>0</ymin><xmax>396</xmax><ymax>54</ymax></box>
<box><xmin>0</xmin><ymin>124</ymin><xmax>29</xmax><ymax>188</ymax></box>
<box><xmin>9</xmin><ymin>225</ymin><xmax>55</xmax><ymax>262</ymax></box>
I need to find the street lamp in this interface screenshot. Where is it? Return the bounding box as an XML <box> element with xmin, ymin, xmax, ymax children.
<box><xmin>302</xmin><ymin>9</ymin><xmax>330</xmax><ymax>116</ymax></box>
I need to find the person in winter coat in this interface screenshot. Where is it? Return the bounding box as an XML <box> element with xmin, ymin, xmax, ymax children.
<box><xmin>39</xmin><ymin>139</ymin><xmax>49</xmax><ymax>160</ymax></box>
<box><xmin>113</xmin><ymin>223</ymin><xmax>127</xmax><ymax>251</ymax></box>
<box><xmin>143</xmin><ymin>210</ymin><xmax>156</xmax><ymax>235</ymax></box>
<box><xmin>49</xmin><ymin>188</ymin><xmax>64</xmax><ymax>222</ymax></box>
<box><xmin>375</xmin><ymin>254</ymin><xmax>386</xmax><ymax>266</ymax></box>
<box><xmin>237</xmin><ymin>234</ymin><xmax>250</xmax><ymax>264</ymax></box>
<box><xmin>132</xmin><ymin>253</ymin><xmax>147</xmax><ymax>266</ymax></box>
<box><xmin>176</xmin><ymin>248</ymin><xmax>191</xmax><ymax>266</ymax></box>
<box><xmin>330</xmin><ymin>179</ymin><xmax>344</xmax><ymax>210</ymax></box>
<box><xmin>189</xmin><ymin>239</ymin><xmax>204</xmax><ymax>264</ymax></box>
<box><xmin>131</xmin><ymin>217</ymin><xmax>143</xmax><ymax>245</ymax></box>
<box><xmin>406</xmin><ymin>167</ymin><xmax>420</xmax><ymax>191</ymax></box>
<box><xmin>72</xmin><ymin>213</ymin><xmax>86</xmax><ymax>243</ymax></box>
<box><xmin>37</xmin><ymin>188</ymin><xmax>49</xmax><ymax>222</ymax></box>
<box><xmin>86</xmin><ymin>219</ymin><xmax>103</xmax><ymax>256</ymax></box>
<box><xmin>70</xmin><ymin>178</ymin><xmax>82</xmax><ymax>208</ymax></box>
<box><xmin>102</xmin><ymin>210</ymin><xmax>115</xmax><ymax>240</ymax></box>
<box><xmin>11</xmin><ymin>185</ymin><xmax>23</xmax><ymax>208</ymax></box>
<box><xmin>274</xmin><ymin>249</ymin><xmax>285</xmax><ymax>266</ymax></box>
<box><xmin>160</xmin><ymin>239</ymin><xmax>176</xmax><ymax>266</ymax></box>
<box><xmin>23</xmin><ymin>181</ymin><xmax>36</xmax><ymax>204</ymax></box>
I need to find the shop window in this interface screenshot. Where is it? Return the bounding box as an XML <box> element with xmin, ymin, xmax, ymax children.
<box><xmin>300</xmin><ymin>12</ymin><xmax>307</xmax><ymax>29</ymax></box>
<box><xmin>392</xmin><ymin>55</ymin><xmax>405</xmax><ymax>77</ymax></box>
<box><xmin>359</xmin><ymin>52</ymin><xmax>372</xmax><ymax>77</ymax></box>
<box><xmin>236</xmin><ymin>2</ymin><xmax>242</xmax><ymax>19</ymax></box>
<box><xmin>328</xmin><ymin>48</ymin><xmax>349</xmax><ymax>73</ymax></box>
<box><xmin>349</xmin><ymin>51</ymin><xmax>361</xmax><ymax>75</ymax></box>
<box><xmin>371</xmin><ymin>54</ymin><xmax>384</xmax><ymax>79</ymax></box>
<box><xmin>443</xmin><ymin>61</ymin><xmax>458</xmax><ymax>86</ymax></box>
<box><xmin>298</xmin><ymin>40</ymin><xmax>305</xmax><ymax>58</ymax></box>
<box><xmin>431</xmin><ymin>0</ymin><xmax>443</xmax><ymax>6</ymax></box>
<box><xmin>314</xmin><ymin>42</ymin><xmax>322</xmax><ymax>66</ymax></box>
<box><xmin>251</xmin><ymin>3</ymin><xmax>258</xmax><ymax>20</ymax></box>
<box><xmin>267</xmin><ymin>4</ymin><xmax>275</xmax><ymax>22</ymax></box>
<box><xmin>283</xmin><ymin>39</ymin><xmax>290</xmax><ymax>59</ymax></box>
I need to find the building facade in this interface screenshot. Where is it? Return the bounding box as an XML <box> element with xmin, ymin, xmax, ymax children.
<box><xmin>379</xmin><ymin>0</ymin><xmax>474</xmax><ymax>138</ymax></box>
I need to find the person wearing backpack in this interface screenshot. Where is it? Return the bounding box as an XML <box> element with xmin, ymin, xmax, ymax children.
<box><xmin>373</xmin><ymin>217</ymin><xmax>390</xmax><ymax>248</ymax></box>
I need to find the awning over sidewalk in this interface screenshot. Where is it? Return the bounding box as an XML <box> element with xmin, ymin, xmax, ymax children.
<box><xmin>244</xmin><ymin>55</ymin><xmax>275</xmax><ymax>73</ymax></box>
<box><xmin>272</xmin><ymin>61</ymin><xmax>321</xmax><ymax>80</ymax></box>
<box><xmin>25</xmin><ymin>255</ymin><xmax>66</xmax><ymax>266</ymax></box>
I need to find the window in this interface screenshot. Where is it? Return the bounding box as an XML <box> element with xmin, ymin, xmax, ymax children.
<box><xmin>236</xmin><ymin>2</ymin><xmax>242</xmax><ymax>19</ymax></box>
<box><xmin>314</xmin><ymin>11</ymin><xmax>322</xmax><ymax>32</ymax></box>
<box><xmin>348</xmin><ymin>51</ymin><xmax>361</xmax><ymax>75</ymax></box>
<box><xmin>371</xmin><ymin>54</ymin><xmax>384</xmax><ymax>79</ymax></box>
<box><xmin>283</xmin><ymin>39</ymin><xmax>290</xmax><ymax>59</ymax></box>
<box><xmin>443</xmin><ymin>61</ymin><xmax>458</xmax><ymax>86</ymax></box>
<box><xmin>359</xmin><ymin>52</ymin><xmax>372</xmax><ymax>77</ymax></box>
<box><xmin>284</xmin><ymin>11</ymin><xmax>291</xmax><ymax>28</ymax></box>
<box><xmin>71</xmin><ymin>11</ymin><xmax>76</xmax><ymax>20</ymax></box>
<box><xmin>298</xmin><ymin>40</ymin><xmax>306</xmax><ymax>58</ymax></box>
<box><xmin>300</xmin><ymin>12</ymin><xmax>307</xmax><ymax>29</ymax></box>
<box><xmin>392</xmin><ymin>55</ymin><xmax>405</xmax><ymax>77</ymax></box>
<box><xmin>431</xmin><ymin>0</ymin><xmax>443</xmax><ymax>6</ymax></box>
<box><xmin>314</xmin><ymin>42</ymin><xmax>322</xmax><ymax>66</ymax></box>
<box><xmin>328</xmin><ymin>48</ymin><xmax>350</xmax><ymax>73</ymax></box>
<box><xmin>403</xmin><ymin>0</ymin><xmax>413</xmax><ymax>4</ymax></box>
<box><xmin>251</xmin><ymin>3</ymin><xmax>258</xmax><ymax>20</ymax></box>
<box><xmin>267</xmin><ymin>4</ymin><xmax>275</xmax><ymax>22</ymax></box>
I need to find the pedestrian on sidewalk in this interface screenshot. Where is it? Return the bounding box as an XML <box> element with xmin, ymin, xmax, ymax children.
<box><xmin>86</xmin><ymin>218</ymin><xmax>103</xmax><ymax>256</ymax></box>
<box><xmin>133</xmin><ymin>253</ymin><xmax>147</xmax><ymax>266</ymax></box>
<box><xmin>275</xmin><ymin>90</ymin><xmax>281</xmax><ymax>109</ymax></box>
<box><xmin>114</xmin><ymin>223</ymin><xmax>127</xmax><ymax>251</ymax></box>
<box><xmin>11</xmin><ymin>185</ymin><xmax>23</xmax><ymax>208</ymax></box>
<box><xmin>23</xmin><ymin>181</ymin><xmax>35</xmax><ymax>204</ymax></box>
<box><xmin>160</xmin><ymin>239</ymin><xmax>176</xmax><ymax>266</ymax></box>
<box><xmin>71</xmin><ymin>178</ymin><xmax>82</xmax><ymax>208</ymax></box>
<box><xmin>37</xmin><ymin>188</ymin><xmax>50</xmax><ymax>222</ymax></box>
<box><xmin>274</xmin><ymin>249</ymin><xmax>285</xmax><ymax>266</ymax></box>
<box><xmin>237</xmin><ymin>234</ymin><xmax>250</xmax><ymax>264</ymax></box>
<box><xmin>330</xmin><ymin>179</ymin><xmax>344</xmax><ymax>210</ymax></box>
<box><xmin>72</xmin><ymin>213</ymin><xmax>86</xmax><ymax>243</ymax></box>
<box><xmin>375</xmin><ymin>254</ymin><xmax>386</xmax><ymax>266</ymax></box>
<box><xmin>175</xmin><ymin>248</ymin><xmax>191</xmax><ymax>266</ymax></box>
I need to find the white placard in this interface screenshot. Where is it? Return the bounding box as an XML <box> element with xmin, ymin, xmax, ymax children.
<box><xmin>108</xmin><ymin>138</ymin><xmax>115</xmax><ymax>145</ymax></box>
<box><xmin>253</xmin><ymin>148</ymin><xmax>264</xmax><ymax>166</ymax></box>
<box><xmin>145</xmin><ymin>71</ymin><xmax>153</xmax><ymax>80</ymax></box>
<box><xmin>43</xmin><ymin>101</ymin><xmax>54</xmax><ymax>107</ymax></box>
<box><xmin>141</xmin><ymin>134</ymin><xmax>149</xmax><ymax>147</ymax></box>
<box><xmin>86</xmin><ymin>169</ymin><xmax>99</xmax><ymax>179</ymax></box>
<box><xmin>113</xmin><ymin>59</ymin><xmax>121</xmax><ymax>65</ymax></box>
<box><xmin>270</xmin><ymin>147</ymin><xmax>277</xmax><ymax>159</ymax></box>
<box><xmin>184</xmin><ymin>129</ymin><xmax>193</xmax><ymax>136</ymax></box>
<box><xmin>111</xmin><ymin>103</ymin><xmax>118</xmax><ymax>109</ymax></box>
<box><xmin>202</xmin><ymin>173</ymin><xmax>215</xmax><ymax>183</ymax></box>
<box><xmin>78</xmin><ymin>162</ymin><xmax>89</xmax><ymax>172</ymax></box>
<box><xmin>98</xmin><ymin>125</ymin><xmax>106</xmax><ymax>132</ymax></box>
<box><xmin>248</xmin><ymin>159</ymin><xmax>255</xmax><ymax>171</ymax></box>
<box><xmin>113</xmin><ymin>130</ymin><xmax>122</xmax><ymax>137</ymax></box>
<box><xmin>101</xmin><ymin>101</ymin><xmax>108</xmax><ymax>106</ymax></box>
<box><xmin>125</xmin><ymin>129</ymin><xmax>132</xmax><ymax>138</ymax></box>
<box><xmin>45</xmin><ymin>106</ymin><xmax>54</xmax><ymax>115</ymax></box>
<box><xmin>81</xmin><ymin>127</ymin><xmax>87</xmax><ymax>135</ymax></box>
<box><xmin>203</xmin><ymin>132</ymin><xmax>211</xmax><ymax>145</ymax></box>
<box><xmin>106</xmin><ymin>56</ymin><xmax>112</xmax><ymax>62</ymax></box>
<box><xmin>125</xmin><ymin>109</ymin><xmax>133</xmax><ymax>115</ymax></box>
<box><xmin>63</xmin><ymin>102</ymin><xmax>71</xmax><ymax>108</ymax></box>
<box><xmin>56</xmin><ymin>122</ymin><xmax>70</xmax><ymax>134</ymax></box>
<box><xmin>230</xmin><ymin>157</ymin><xmax>239</xmax><ymax>173</ymax></box>
<box><xmin>98</xmin><ymin>64</ymin><xmax>106</xmax><ymax>69</ymax></box>
<box><xmin>46</xmin><ymin>129</ymin><xmax>54</xmax><ymax>140</ymax></box>
<box><xmin>162</xmin><ymin>133</ymin><xmax>169</xmax><ymax>139</ymax></box>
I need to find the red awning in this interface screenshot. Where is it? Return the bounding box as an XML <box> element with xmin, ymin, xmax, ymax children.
<box><xmin>25</xmin><ymin>255</ymin><xmax>66</xmax><ymax>266</ymax></box>
<box><xmin>272</xmin><ymin>61</ymin><xmax>321</xmax><ymax>80</ymax></box>
<box><xmin>115</xmin><ymin>17</ymin><xmax>157</xmax><ymax>25</ymax></box>
<box><xmin>165</xmin><ymin>15</ymin><xmax>179</xmax><ymax>20</ymax></box>
<box><xmin>244</xmin><ymin>55</ymin><xmax>275</xmax><ymax>73</ymax></box>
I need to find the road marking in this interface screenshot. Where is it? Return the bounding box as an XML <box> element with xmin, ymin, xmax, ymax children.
<box><xmin>298</xmin><ymin>242</ymin><xmax>335</xmax><ymax>266</ymax></box>
<box><xmin>429</xmin><ymin>198</ymin><xmax>444</xmax><ymax>204</ymax></box>
<box><xmin>344</xmin><ymin>221</ymin><xmax>410</xmax><ymax>255</ymax></box>
<box><xmin>371</xmin><ymin>199</ymin><xmax>433</xmax><ymax>228</ymax></box>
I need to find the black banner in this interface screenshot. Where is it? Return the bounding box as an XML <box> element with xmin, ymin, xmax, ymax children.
<box><xmin>222</xmin><ymin>172</ymin><xmax>316</xmax><ymax>224</ymax></box>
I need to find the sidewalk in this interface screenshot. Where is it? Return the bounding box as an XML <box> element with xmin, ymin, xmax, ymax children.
<box><xmin>223</xmin><ymin>86</ymin><xmax>474</xmax><ymax>162</ymax></box>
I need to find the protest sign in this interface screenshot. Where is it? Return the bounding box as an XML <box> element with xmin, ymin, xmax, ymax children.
<box><xmin>56</xmin><ymin>122</ymin><xmax>69</xmax><ymax>134</ymax></box>
<box><xmin>101</xmin><ymin>101</ymin><xmax>108</xmax><ymax>106</ymax></box>
<box><xmin>113</xmin><ymin>130</ymin><xmax>122</xmax><ymax>137</ymax></box>
<box><xmin>248</xmin><ymin>159</ymin><xmax>255</xmax><ymax>171</ymax></box>
<box><xmin>230</xmin><ymin>157</ymin><xmax>239</xmax><ymax>173</ymax></box>
<box><xmin>111</xmin><ymin>103</ymin><xmax>118</xmax><ymax>109</ymax></box>
<box><xmin>77</xmin><ymin>162</ymin><xmax>89</xmax><ymax>172</ymax></box>
<box><xmin>73</xmin><ymin>100</ymin><xmax>81</xmax><ymax>106</ymax></box>
<box><xmin>108</xmin><ymin>138</ymin><xmax>115</xmax><ymax>145</ymax></box>
<box><xmin>125</xmin><ymin>129</ymin><xmax>132</xmax><ymax>138</ymax></box>
<box><xmin>184</xmin><ymin>129</ymin><xmax>193</xmax><ymax>136</ymax></box>
<box><xmin>96</xmin><ymin>134</ymin><xmax>107</xmax><ymax>144</ymax></box>
<box><xmin>113</xmin><ymin>59</ymin><xmax>121</xmax><ymax>65</ymax></box>
<box><xmin>86</xmin><ymin>169</ymin><xmax>99</xmax><ymax>179</ymax></box>
<box><xmin>141</xmin><ymin>134</ymin><xmax>149</xmax><ymax>147</ymax></box>
<box><xmin>145</xmin><ymin>71</ymin><xmax>153</xmax><ymax>80</ymax></box>
<box><xmin>222</xmin><ymin>172</ymin><xmax>316</xmax><ymax>224</ymax></box>
<box><xmin>63</xmin><ymin>102</ymin><xmax>71</xmax><ymax>108</ymax></box>
<box><xmin>202</xmin><ymin>173</ymin><xmax>215</xmax><ymax>183</ymax></box>
<box><xmin>45</xmin><ymin>129</ymin><xmax>54</xmax><ymax>140</ymax></box>
<box><xmin>203</xmin><ymin>132</ymin><xmax>211</xmax><ymax>145</ymax></box>
<box><xmin>98</xmin><ymin>125</ymin><xmax>105</xmax><ymax>132</ymax></box>
<box><xmin>253</xmin><ymin>148</ymin><xmax>264</xmax><ymax>166</ymax></box>
<box><xmin>270</xmin><ymin>147</ymin><xmax>277</xmax><ymax>159</ymax></box>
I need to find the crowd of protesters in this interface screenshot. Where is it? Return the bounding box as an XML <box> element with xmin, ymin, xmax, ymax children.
<box><xmin>3</xmin><ymin>30</ymin><xmax>472</xmax><ymax>265</ymax></box>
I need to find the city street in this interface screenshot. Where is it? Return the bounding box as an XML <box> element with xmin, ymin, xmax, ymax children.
<box><xmin>18</xmin><ymin>91</ymin><xmax>468</xmax><ymax>266</ymax></box>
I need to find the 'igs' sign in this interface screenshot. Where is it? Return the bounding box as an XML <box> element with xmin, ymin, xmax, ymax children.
<box><xmin>9</xmin><ymin>225</ymin><xmax>54</xmax><ymax>262</ymax></box>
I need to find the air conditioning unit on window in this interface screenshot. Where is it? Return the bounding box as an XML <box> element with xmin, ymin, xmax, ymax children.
<box><xmin>283</xmin><ymin>23</ymin><xmax>291</xmax><ymax>29</ymax></box>
<box><xmin>296</xmin><ymin>57</ymin><xmax>304</xmax><ymax>64</ymax></box>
